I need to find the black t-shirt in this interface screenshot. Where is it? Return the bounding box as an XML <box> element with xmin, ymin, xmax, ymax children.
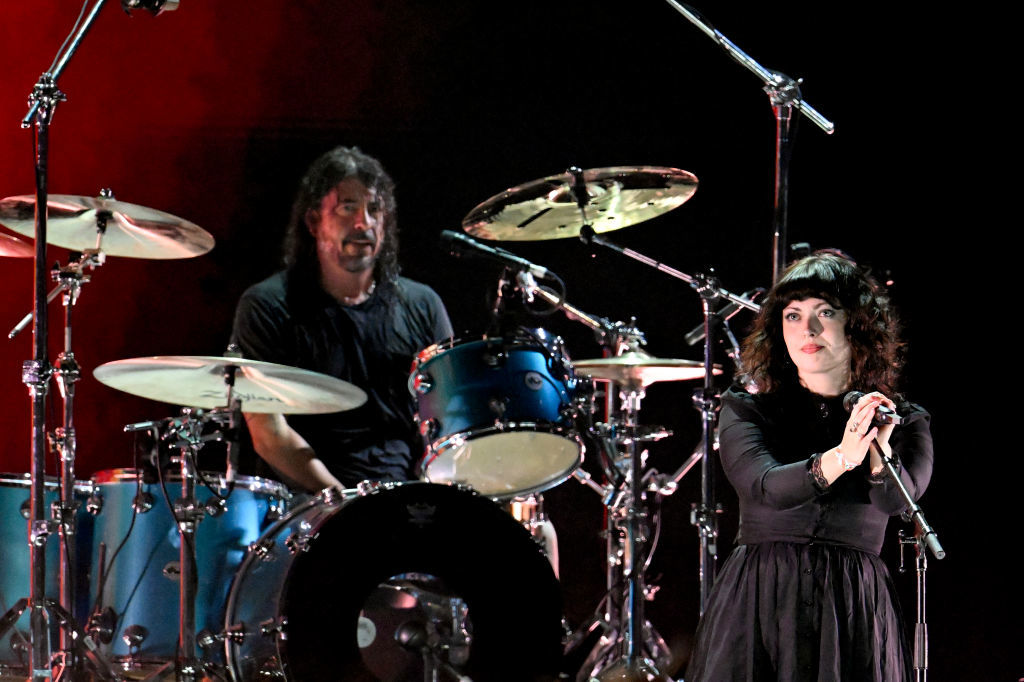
<box><xmin>719</xmin><ymin>382</ymin><xmax>934</xmax><ymax>555</ymax></box>
<box><xmin>231</xmin><ymin>268</ymin><xmax>453</xmax><ymax>487</ymax></box>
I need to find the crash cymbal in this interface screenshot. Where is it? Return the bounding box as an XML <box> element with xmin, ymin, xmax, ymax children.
<box><xmin>1</xmin><ymin>231</ymin><xmax>33</xmax><ymax>258</ymax></box>
<box><xmin>463</xmin><ymin>166</ymin><xmax>698</xmax><ymax>241</ymax></box>
<box><xmin>93</xmin><ymin>356</ymin><xmax>367</xmax><ymax>414</ymax></box>
<box><xmin>0</xmin><ymin>194</ymin><xmax>214</xmax><ymax>259</ymax></box>
<box><xmin>573</xmin><ymin>351</ymin><xmax>720</xmax><ymax>387</ymax></box>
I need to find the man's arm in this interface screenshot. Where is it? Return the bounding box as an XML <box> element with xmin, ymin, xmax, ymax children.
<box><xmin>244</xmin><ymin>412</ymin><xmax>344</xmax><ymax>493</ymax></box>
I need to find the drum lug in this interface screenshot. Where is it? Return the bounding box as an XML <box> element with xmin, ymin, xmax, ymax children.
<box><xmin>86</xmin><ymin>490</ymin><xmax>104</xmax><ymax>515</ymax></box>
<box><xmin>418</xmin><ymin>417</ymin><xmax>439</xmax><ymax>441</ymax></box>
<box><xmin>249</xmin><ymin>536</ymin><xmax>277</xmax><ymax>562</ymax></box>
<box><xmin>132</xmin><ymin>490</ymin><xmax>154</xmax><ymax>514</ymax></box>
<box><xmin>285</xmin><ymin>526</ymin><xmax>316</xmax><ymax>554</ymax></box>
<box><xmin>198</xmin><ymin>623</ymin><xmax>246</xmax><ymax>649</ymax></box>
<box><xmin>257</xmin><ymin>657</ymin><xmax>287</xmax><ymax>678</ymax></box>
<box><xmin>259</xmin><ymin>616</ymin><xmax>288</xmax><ymax>639</ymax></box>
<box><xmin>412</xmin><ymin>371</ymin><xmax>433</xmax><ymax>394</ymax></box>
<box><xmin>87</xmin><ymin>606</ymin><xmax>117</xmax><ymax>645</ymax></box>
<box><xmin>264</xmin><ymin>496</ymin><xmax>285</xmax><ymax>523</ymax></box>
<box><xmin>205</xmin><ymin>497</ymin><xmax>228</xmax><ymax>518</ymax></box>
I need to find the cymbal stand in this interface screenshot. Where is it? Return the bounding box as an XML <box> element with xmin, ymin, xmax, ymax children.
<box><xmin>124</xmin><ymin>406</ymin><xmax>233</xmax><ymax>682</ymax></box>
<box><xmin>515</xmin><ymin>279</ymin><xmax>672</xmax><ymax>678</ymax></box>
<box><xmin>573</xmin><ymin>378</ymin><xmax>675</xmax><ymax>675</ymax></box>
<box><xmin>577</xmin><ymin>224</ymin><xmax>760</xmax><ymax>615</ymax></box>
<box><xmin>50</xmin><ymin>251</ymin><xmax>104</xmax><ymax>674</ymax></box>
<box><xmin>660</xmin><ymin>1</ymin><xmax>835</xmax><ymax>282</ymax></box>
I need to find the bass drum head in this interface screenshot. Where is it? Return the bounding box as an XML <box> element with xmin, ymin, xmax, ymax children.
<box><xmin>280</xmin><ymin>483</ymin><xmax>563</xmax><ymax>680</ymax></box>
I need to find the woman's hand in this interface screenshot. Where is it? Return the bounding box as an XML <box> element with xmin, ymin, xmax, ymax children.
<box><xmin>839</xmin><ymin>392</ymin><xmax>889</xmax><ymax>469</ymax></box>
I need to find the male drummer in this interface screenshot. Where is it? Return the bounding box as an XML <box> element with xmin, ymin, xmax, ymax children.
<box><xmin>230</xmin><ymin>146</ymin><xmax>453</xmax><ymax>493</ymax></box>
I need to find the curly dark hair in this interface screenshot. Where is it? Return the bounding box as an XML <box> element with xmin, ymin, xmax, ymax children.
<box><xmin>740</xmin><ymin>251</ymin><xmax>903</xmax><ymax>395</ymax></box>
<box><xmin>283</xmin><ymin>146</ymin><xmax>400</xmax><ymax>289</ymax></box>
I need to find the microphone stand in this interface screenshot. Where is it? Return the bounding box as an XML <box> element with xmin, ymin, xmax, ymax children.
<box><xmin>878</xmin><ymin>434</ymin><xmax>945</xmax><ymax>682</ymax></box>
<box><xmin>11</xmin><ymin>1</ymin><xmax>123</xmax><ymax>680</ymax></box>
<box><xmin>661</xmin><ymin>1</ymin><xmax>835</xmax><ymax>282</ymax></box>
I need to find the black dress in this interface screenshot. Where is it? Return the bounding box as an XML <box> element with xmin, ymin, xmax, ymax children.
<box><xmin>686</xmin><ymin>383</ymin><xmax>934</xmax><ymax>682</ymax></box>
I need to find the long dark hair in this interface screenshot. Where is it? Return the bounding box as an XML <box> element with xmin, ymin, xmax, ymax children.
<box><xmin>283</xmin><ymin>146</ymin><xmax>400</xmax><ymax>290</ymax></box>
<box><xmin>740</xmin><ymin>251</ymin><xmax>903</xmax><ymax>395</ymax></box>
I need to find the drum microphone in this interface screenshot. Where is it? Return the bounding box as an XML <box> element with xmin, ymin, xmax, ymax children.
<box><xmin>842</xmin><ymin>391</ymin><xmax>903</xmax><ymax>425</ymax></box>
<box><xmin>440</xmin><ymin>230</ymin><xmax>551</xmax><ymax>278</ymax></box>
<box><xmin>684</xmin><ymin>287</ymin><xmax>766</xmax><ymax>346</ymax></box>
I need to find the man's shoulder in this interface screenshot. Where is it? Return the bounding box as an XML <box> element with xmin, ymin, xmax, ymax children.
<box><xmin>241</xmin><ymin>270</ymin><xmax>289</xmax><ymax>302</ymax></box>
<box><xmin>394</xmin><ymin>276</ymin><xmax>439</xmax><ymax>298</ymax></box>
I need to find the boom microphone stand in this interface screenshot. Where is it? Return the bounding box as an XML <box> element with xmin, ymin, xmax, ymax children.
<box><xmin>7</xmin><ymin>0</ymin><xmax>182</xmax><ymax>677</ymax></box>
<box><xmin>662</xmin><ymin>1</ymin><xmax>835</xmax><ymax>282</ymax></box>
<box><xmin>16</xmin><ymin>2</ymin><xmax>118</xmax><ymax>679</ymax></box>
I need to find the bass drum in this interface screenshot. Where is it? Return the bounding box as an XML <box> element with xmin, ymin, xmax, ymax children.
<box><xmin>224</xmin><ymin>482</ymin><xmax>564</xmax><ymax>681</ymax></box>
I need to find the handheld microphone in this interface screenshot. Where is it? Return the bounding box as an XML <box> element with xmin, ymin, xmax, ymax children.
<box><xmin>440</xmin><ymin>230</ymin><xmax>551</xmax><ymax>279</ymax></box>
<box><xmin>842</xmin><ymin>391</ymin><xmax>903</xmax><ymax>425</ymax></box>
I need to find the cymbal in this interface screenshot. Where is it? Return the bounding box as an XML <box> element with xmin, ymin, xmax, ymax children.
<box><xmin>93</xmin><ymin>355</ymin><xmax>367</xmax><ymax>414</ymax></box>
<box><xmin>1</xmin><ymin>231</ymin><xmax>33</xmax><ymax>258</ymax></box>
<box><xmin>463</xmin><ymin>166</ymin><xmax>698</xmax><ymax>241</ymax></box>
<box><xmin>0</xmin><ymin>194</ymin><xmax>214</xmax><ymax>259</ymax></box>
<box><xmin>573</xmin><ymin>351</ymin><xmax>721</xmax><ymax>387</ymax></box>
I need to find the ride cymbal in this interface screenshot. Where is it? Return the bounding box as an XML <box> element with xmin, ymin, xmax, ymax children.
<box><xmin>463</xmin><ymin>166</ymin><xmax>698</xmax><ymax>241</ymax></box>
<box><xmin>573</xmin><ymin>350</ymin><xmax>720</xmax><ymax>387</ymax></box>
<box><xmin>93</xmin><ymin>356</ymin><xmax>367</xmax><ymax>413</ymax></box>
<box><xmin>0</xmin><ymin>194</ymin><xmax>214</xmax><ymax>259</ymax></box>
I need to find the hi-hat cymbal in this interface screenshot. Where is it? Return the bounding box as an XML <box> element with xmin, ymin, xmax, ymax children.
<box><xmin>93</xmin><ymin>356</ymin><xmax>367</xmax><ymax>414</ymax></box>
<box><xmin>1</xmin><ymin>231</ymin><xmax>33</xmax><ymax>258</ymax></box>
<box><xmin>0</xmin><ymin>194</ymin><xmax>214</xmax><ymax>259</ymax></box>
<box><xmin>574</xmin><ymin>351</ymin><xmax>721</xmax><ymax>387</ymax></box>
<box><xmin>463</xmin><ymin>166</ymin><xmax>698</xmax><ymax>241</ymax></box>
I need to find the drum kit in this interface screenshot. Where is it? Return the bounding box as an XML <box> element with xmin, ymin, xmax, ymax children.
<box><xmin>0</xmin><ymin>163</ymin><xmax>761</xmax><ymax>682</ymax></box>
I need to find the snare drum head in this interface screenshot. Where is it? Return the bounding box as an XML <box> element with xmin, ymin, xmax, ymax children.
<box><xmin>270</xmin><ymin>483</ymin><xmax>563</xmax><ymax>680</ymax></box>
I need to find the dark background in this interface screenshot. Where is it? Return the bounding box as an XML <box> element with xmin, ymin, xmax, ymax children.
<box><xmin>0</xmin><ymin>2</ymin><xmax>1012</xmax><ymax>679</ymax></box>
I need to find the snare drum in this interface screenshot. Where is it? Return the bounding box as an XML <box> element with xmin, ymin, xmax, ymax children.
<box><xmin>224</xmin><ymin>482</ymin><xmax>563</xmax><ymax>681</ymax></box>
<box><xmin>86</xmin><ymin>468</ymin><xmax>289</xmax><ymax>671</ymax></box>
<box><xmin>0</xmin><ymin>473</ymin><xmax>93</xmax><ymax>676</ymax></box>
<box><xmin>411</xmin><ymin>331</ymin><xmax>583</xmax><ymax>497</ymax></box>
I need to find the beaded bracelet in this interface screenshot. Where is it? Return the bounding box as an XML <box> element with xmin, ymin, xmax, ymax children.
<box><xmin>834</xmin><ymin>447</ymin><xmax>858</xmax><ymax>471</ymax></box>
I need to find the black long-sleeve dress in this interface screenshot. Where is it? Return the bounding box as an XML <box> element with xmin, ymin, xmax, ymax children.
<box><xmin>686</xmin><ymin>382</ymin><xmax>933</xmax><ymax>682</ymax></box>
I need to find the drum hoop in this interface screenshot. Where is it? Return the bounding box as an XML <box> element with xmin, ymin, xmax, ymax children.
<box><xmin>90</xmin><ymin>467</ymin><xmax>292</xmax><ymax>499</ymax></box>
<box><xmin>427</xmin><ymin>422</ymin><xmax>581</xmax><ymax>455</ymax></box>
<box><xmin>224</xmin><ymin>487</ymin><xmax>354</xmax><ymax>611</ymax></box>
<box><xmin>413</xmin><ymin>333</ymin><xmax>563</xmax><ymax>367</ymax></box>
<box><xmin>0</xmin><ymin>472</ymin><xmax>94</xmax><ymax>493</ymax></box>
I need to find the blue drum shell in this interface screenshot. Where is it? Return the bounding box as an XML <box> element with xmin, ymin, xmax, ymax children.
<box><xmin>87</xmin><ymin>469</ymin><xmax>289</xmax><ymax>663</ymax></box>
<box><xmin>415</xmin><ymin>339</ymin><xmax>574</xmax><ymax>440</ymax></box>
